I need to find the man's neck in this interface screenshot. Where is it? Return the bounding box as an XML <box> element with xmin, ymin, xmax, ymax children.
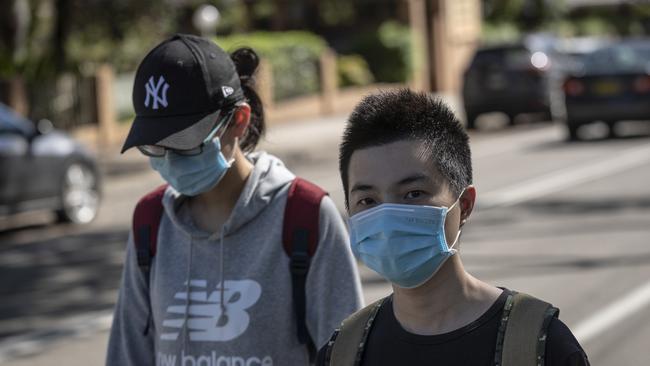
<box><xmin>392</xmin><ymin>255</ymin><xmax>502</xmax><ymax>336</ymax></box>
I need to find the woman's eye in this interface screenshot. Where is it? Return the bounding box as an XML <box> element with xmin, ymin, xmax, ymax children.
<box><xmin>405</xmin><ymin>190</ymin><xmax>424</xmax><ymax>200</ymax></box>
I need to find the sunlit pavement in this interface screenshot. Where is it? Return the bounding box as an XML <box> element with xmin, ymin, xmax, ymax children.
<box><xmin>1</xmin><ymin>113</ymin><xmax>650</xmax><ymax>365</ymax></box>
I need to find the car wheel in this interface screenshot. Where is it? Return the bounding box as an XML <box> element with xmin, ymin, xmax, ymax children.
<box><xmin>56</xmin><ymin>162</ymin><xmax>100</xmax><ymax>224</ymax></box>
<box><xmin>567</xmin><ymin>123</ymin><xmax>580</xmax><ymax>142</ymax></box>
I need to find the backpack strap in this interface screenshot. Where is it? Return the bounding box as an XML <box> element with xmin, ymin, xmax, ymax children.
<box><xmin>282</xmin><ymin>177</ymin><xmax>327</xmax><ymax>361</ymax></box>
<box><xmin>327</xmin><ymin>297</ymin><xmax>386</xmax><ymax>366</ymax></box>
<box><xmin>496</xmin><ymin>292</ymin><xmax>559</xmax><ymax>366</ymax></box>
<box><xmin>132</xmin><ymin>184</ymin><xmax>168</xmax><ymax>335</ymax></box>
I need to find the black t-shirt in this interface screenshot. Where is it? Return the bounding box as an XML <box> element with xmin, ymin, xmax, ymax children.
<box><xmin>317</xmin><ymin>289</ymin><xmax>590</xmax><ymax>366</ymax></box>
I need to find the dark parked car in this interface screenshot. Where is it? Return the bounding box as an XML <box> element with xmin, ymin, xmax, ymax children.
<box><xmin>462</xmin><ymin>36</ymin><xmax>572</xmax><ymax>129</ymax></box>
<box><xmin>0</xmin><ymin>103</ymin><xmax>101</xmax><ymax>224</ymax></box>
<box><xmin>562</xmin><ymin>40</ymin><xmax>650</xmax><ymax>140</ymax></box>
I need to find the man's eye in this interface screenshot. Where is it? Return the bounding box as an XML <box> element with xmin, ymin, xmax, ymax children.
<box><xmin>405</xmin><ymin>190</ymin><xmax>424</xmax><ymax>199</ymax></box>
<box><xmin>357</xmin><ymin>198</ymin><xmax>376</xmax><ymax>206</ymax></box>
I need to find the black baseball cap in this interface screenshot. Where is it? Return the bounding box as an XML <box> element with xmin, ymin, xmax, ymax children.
<box><xmin>121</xmin><ymin>34</ymin><xmax>245</xmax><ymax>153</ymax></box>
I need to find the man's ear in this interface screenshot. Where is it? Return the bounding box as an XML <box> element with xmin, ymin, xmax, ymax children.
<box><xmin>230</xmin><ymin>103</ymin><xmax>251</xmax><ymax>139</ymax></box>
<box><xmin>459</xmin><ymin>185</ymin><xmax>476</xmax><ymax>226</ymax></box>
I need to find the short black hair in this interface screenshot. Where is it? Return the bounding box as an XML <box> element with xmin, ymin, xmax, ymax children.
<box><xmin>339</xmin><ymin>89</ymin><xmax>472</xmax><ymax>207</ymax></box>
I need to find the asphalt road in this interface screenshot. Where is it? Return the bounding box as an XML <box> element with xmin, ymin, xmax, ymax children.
<box><xmin>1</xmin><ymin>114</ymin><xmax>649</xmax><ymax>365</ymax></box>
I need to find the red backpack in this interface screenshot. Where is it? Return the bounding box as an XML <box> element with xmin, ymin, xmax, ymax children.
<box><xmin>132</xmin><ymin>178</ymin><xmax>326</xmax><ymax>360</ymax></box>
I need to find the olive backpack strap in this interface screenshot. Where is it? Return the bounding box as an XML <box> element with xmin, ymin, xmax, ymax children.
<box><xmin>496</xmin><ymin>291</ymin><xmax>560</xmax><ymax>366</ymax></box>
<box><xmin>326</xmin><ymin>297</ymin><xmax>387</xmax><ymax>366</ymax></box>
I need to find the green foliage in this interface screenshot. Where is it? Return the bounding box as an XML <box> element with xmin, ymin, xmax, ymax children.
<box><xmin>320</xmin><ymin>0</ymin><xmax>356</xmax><ymax>27</ymax></box>
<box><xmin>483</xmin><ymin>0</ymin><xmax>650</xmax><ymax>38</ymax></box>
<box><xmin>216</xmin><ymin>31</ymin><xmax>327</xmax><ymax>101</ymax></box>
<box><xmin>485</xmin><ymin>0</ymin><xmax>526</xmax><ymax>23</ymax></box>
<box><xmin>543</xmin><ymin>16</ymin><xmax>641</xmax><ymax>38</ymax></box>
<box><xmin>67</xmin><ymin>21</ymin><xmax>168</xmax><ymax>74</ymax></box>
<box><xmin>0</xmin><ymin>49</ymin><xmax>17</xmax><ymax>79</ymax></box>
<box><xmin>484</xmin><ymin>0</ymin><xmax>565</xmax><ymax>32</ymax></box>
<box><xmin>337</xmin><ymin>54</ymin><xmax>374</xmax><ymax>87</ymax></box>
<box><xmin>352</xmin><ymin>21</ymin><xmax>412</xmax><ymax>83</ymax></box>
<box><xmin>481</xmin><ymin>22</ymin><xmax>522</xmax><ymax>43</ymax></box>
<box><xmin>570</xmin><ymin>17</ymin><xmax>614</xmax><ymax>36</ymax></box>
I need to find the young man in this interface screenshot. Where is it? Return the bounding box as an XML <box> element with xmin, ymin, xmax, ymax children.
<box><xmin>317</xmin><ymin>89</ymin><xmax>589</xmax><ymax>365</ymax></box>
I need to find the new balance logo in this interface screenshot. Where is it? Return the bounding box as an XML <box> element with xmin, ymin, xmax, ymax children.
<box><xmin>145</xmin><ymin>76</ymin><xmax>170</xmax><ymax>109</ymax></box>
<box><xmin>157</xmin><ymin>352</ymin><xmax>273</xmax><ymax>366</ymax></box>
<box><xmin>222</xmin><ymin>86</ymin><xmax>234</xmax><ymax>98</ymax></box>
<box><xmin>161</xmin><ymin>279</ymin><xmax>262</xmax><ymax>342</ymax></box>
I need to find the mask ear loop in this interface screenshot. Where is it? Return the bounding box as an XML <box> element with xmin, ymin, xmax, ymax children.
<box><xmin>207</xmin><ymin>110</ymin><xmax>237</xmax><ymax>166</ymax></box>
<box><xmin>448</xmin><ymin>229</ymin><xmax>461</xmax><ymax>252</ymax></box>
<box><xmin>204</xmin><ymin>110</ymin><xmax>234</xmax><ymax>143</ymax></box>
<box><xmin>445</xmin><ymin>188</ymin><xmax>466</xmax><ymax>252</ymax></box>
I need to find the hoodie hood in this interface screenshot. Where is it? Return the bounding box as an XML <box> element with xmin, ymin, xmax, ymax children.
<box><xmin>161</xmin><ymin>151</ymin><xmax>295</xmax><ymax>238</ymax></box>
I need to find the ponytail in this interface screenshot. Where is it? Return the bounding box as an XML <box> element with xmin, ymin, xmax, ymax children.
<box><xmin>230</xmin><ymin>47</ymin><xmax>265</xmax><ymax>153</ymax></box>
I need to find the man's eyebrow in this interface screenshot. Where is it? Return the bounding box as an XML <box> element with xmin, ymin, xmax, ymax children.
<box><xmin>396</xmin><ymin>174</ymin><xmax>431</xmax><ymax>186</ymax></box>
<box><xmin>350</xmin><ymin>183</ymin><xmax>375</xmax><ymax>193</ymax></box>
<box><xmin>395</xmin><ymin>173</ymin><xmax>443</xmax><ymax>195</ymax></box>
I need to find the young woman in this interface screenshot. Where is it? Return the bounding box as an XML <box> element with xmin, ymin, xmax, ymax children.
<box><xmin>107</xmin><ymin>34</ymin><xmax>363</xmax><ymax>366</ymax></box>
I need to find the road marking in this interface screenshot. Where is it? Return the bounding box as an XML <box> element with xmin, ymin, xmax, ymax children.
<box><xmin>573</xmin><ymin>280</ymin><xmax>650</xmax><ymax>344</ymax></box>
<box><xmin>479</xmin><ymin>144</ymin><xmax>650</xmax><ymax>209</ymax></box>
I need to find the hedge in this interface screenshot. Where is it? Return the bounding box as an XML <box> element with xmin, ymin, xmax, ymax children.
<box><xmin>216</xmin><ymin>31</ymin><xmax>327</xmax><ymax>101</ymax></box>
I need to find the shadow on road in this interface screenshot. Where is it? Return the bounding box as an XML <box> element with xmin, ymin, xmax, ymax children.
<box><xmin>0</xmin><ymin>227</ymin><xmax>127</xmax><ymax>340</ymax></box>
<box><xmin>524</xmin><ymin>128</ymin><xmax>650</xmax><ymax>153</ymax></box>
<box><xmin>99</xmin><ymin>158</ymin><xmax>150</xmax><ymax>178</ymax></box>
<box><xmin>522</xmin><ymin>197</ymin><xmax>650</xmax><ymax>214</ymax></box>
<box><xmin>467</xmin><ymin>251</ymin><xmax>650</xmax><ymax>281</ymax></box>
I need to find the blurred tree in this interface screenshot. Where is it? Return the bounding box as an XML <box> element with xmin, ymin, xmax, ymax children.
<box><xmin>0</xmin><ymin>0</ymin><xmax>182</xmax><ymax>79</ymax></box>
<box><xmin>484</xmin><ymin>0</ymin><xmax>564</xmax><ymax>31</ymax></box>
<box><xmin>483</xmin><ymin>0</ymin><xmax>650</xmax><ymax>39</ymax></box>
<box><xmin>0</xmin><ymin>0</ymin><xmax>31</xmax><ymax>77</ymax></box>
<box><xmin>561</xmin><ymin>2</ymin><xmax>650</xmax><ymax>37</ymax></box>
<box><xmin>483</xmin><ymin>0</ymin><xmax>526</xmax><ymax>23</ymax></box>
<box><xmin>0</xmin><ymin>0</ymin><xmax>31</xmax><ymax>112</ymax></box>
<box><xmin>0</xmin><ymin>0</ymin><xmax>410</xmax><ymax>80</ymax></box>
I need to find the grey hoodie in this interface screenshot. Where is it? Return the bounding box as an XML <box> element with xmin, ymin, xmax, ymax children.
<box><xmin>107</xmin><ymin>152</ymin><xmax>364</xmax><ymax>366</ymax></box>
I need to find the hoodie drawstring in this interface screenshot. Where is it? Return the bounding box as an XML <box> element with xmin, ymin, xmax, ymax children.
<box><xmin>217</xmin><ymin>229</ymin><xmax>228</xmax><ymax>327</ymax></box>
<box><xmin>183</xmin><ymin>235</ymin><xmax>193</xmax><ymax>353</ymax></box>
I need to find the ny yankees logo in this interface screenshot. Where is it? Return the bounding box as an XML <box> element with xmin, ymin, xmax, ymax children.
<box><xmin>144</xmin><ymin>76</ymin><xmax>170</xmax><ymax>110</ymax></box>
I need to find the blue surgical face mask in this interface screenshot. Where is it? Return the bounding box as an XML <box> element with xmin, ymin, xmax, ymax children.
<box><xmin>149</xmin><ymin>133</ymin><xmax>234</xmax><ymax>197</ymax></box>
<box><xmin>348</xmin><ymin>198</ymin><xmax>462</xmax><ymax>289</ymax></box>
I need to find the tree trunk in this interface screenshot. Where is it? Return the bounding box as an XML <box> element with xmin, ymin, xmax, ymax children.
<box><xmin>54</xmin><ymin>0</ymin><xmax>70</xmax><ymax>72</ymax></box>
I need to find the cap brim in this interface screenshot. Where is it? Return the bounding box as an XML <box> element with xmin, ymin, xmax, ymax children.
<box><xmin>121</xmin><ymin>109</ymin><xmax>223</xmax><ymax>153</ymax></box>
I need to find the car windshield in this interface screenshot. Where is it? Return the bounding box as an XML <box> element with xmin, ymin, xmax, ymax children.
<box><xmin>582</xmin><ymin>43</ymin><xmax>650</xmax><ymax>73</ymax></box>
<box><xmin>472</xmin><ymin>47</ymin><xmax>533</xmax><ymax>69</ymax></box>
<box><xmin>0</xmin><ymin>103</ymin><xmax>34</xmax><ymax>135</ymax></box>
